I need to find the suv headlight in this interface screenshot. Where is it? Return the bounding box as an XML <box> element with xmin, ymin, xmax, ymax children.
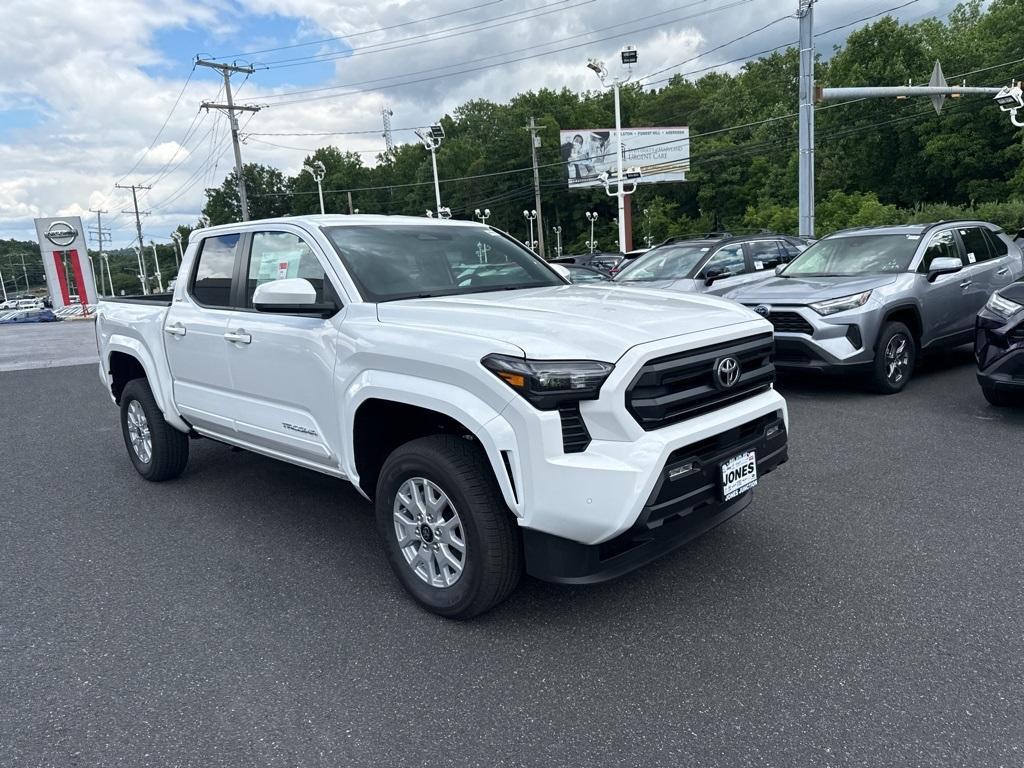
<box><xmin>482</xmin><ymin>354</ymin><xmax>614</xmax><ymax>410</ymax></box>
<box><xmin>809</xmin><ymin>291</ymin><xmax>872</xmax><ymax>316</ymax></box>
<box><xmin>985</xmin><ymin>292</ymin><xmax>1024</xmax><ymax>319</ymax></box>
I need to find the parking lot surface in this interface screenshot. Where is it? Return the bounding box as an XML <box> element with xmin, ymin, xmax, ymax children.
<box><xmin>2</xmin><ymin>353</ymin><xmax>1023</xmax><ymax>767</ymax></box>
<box><xmin>0</xmin><ymin>321</ymin><xmax>98</xmax><ymax>372</ymax></box>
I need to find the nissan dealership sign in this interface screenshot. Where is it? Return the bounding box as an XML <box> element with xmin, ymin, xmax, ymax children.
<box><xmin>33</xmin><ymin>216</ymin><xmax>97</xmax><ymax>310</ymax></box>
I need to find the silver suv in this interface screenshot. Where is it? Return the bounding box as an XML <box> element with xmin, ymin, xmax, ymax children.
<box><xmin>725</xmin><ymin>222</ymin><xmax>1024</xmax><ymax>393</ymax></box>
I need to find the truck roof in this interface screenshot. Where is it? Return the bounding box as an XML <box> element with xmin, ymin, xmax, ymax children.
<box><xmin>195</xmin><ymin>213</ymin><xmax>486</xmax><ymax>236</ymax></box>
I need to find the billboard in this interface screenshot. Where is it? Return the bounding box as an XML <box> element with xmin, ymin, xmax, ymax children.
<box><xmin>33</xmin><ymin>216</ymin><xmax>97</xmax><ymax>310</ymax></box>
<box><xmin>560</xmin><ymin>127</ymin><xmax>689</xmax><ymax>189</ymax></box>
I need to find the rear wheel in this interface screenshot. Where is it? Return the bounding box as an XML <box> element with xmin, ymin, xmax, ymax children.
<box><xmin>375</xmin><ymin>434</ymin><xmax>522</xmax><ymax>619</ymax></box>
<box><xmin>981</xmin><ymin>382</ymin><xmax>1019</xmax><ymax>407</ymax></box>
<box><xmin>120</xmin><ymin>378</ymin><xmax>189</xmax><ymax>481</ymax></box>
<box><xmin>870</xmin><ymin>322</ymin><xmax>916</xmax><ymax>394</ymax></box>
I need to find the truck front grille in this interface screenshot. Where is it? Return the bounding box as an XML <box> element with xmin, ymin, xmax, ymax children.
<box><xmin>626</xmin><ymin>333</ymin><xmax>775</xmax><ymax>430</ymax></box>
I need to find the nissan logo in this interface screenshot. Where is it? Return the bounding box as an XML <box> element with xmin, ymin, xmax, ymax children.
<box><xmin>753</xmin><ymin>304</ymin><xmax>771</xmax><ymax>317</ymax></box>
<box><xmin>44</xmin><ymin>220</ymin><xmax>78</xmax><ymax>247</ymax></box>
<box><xmin>714</xmin><ymin>356</ymin><xmax>741</xmax><ymax>389</ymax></box>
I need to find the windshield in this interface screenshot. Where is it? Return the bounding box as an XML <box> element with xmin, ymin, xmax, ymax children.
<box><xmin>322</xmin><ymin>225</ymin><xmax>563</xmax><ymax>302</ymax></box>
<box><xmin>782</xmin><ymin>234</ymin><xmax>919</xmax><ymax>276</ymax></box>
<box><xmin>614</xmin><ymin>243</ymin><xmax>710</xmax><ymax>282</ymax></box>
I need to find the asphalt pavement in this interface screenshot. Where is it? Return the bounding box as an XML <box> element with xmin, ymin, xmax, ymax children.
<box><xmin>0</xmin><ymin>321</ymin><xmax>98</xmax><ymax>372</ymax></box>
<box><xmin>2</xmin><ymin>352</ymin><xmax>1023</xmax><ymax>767</ymax></box>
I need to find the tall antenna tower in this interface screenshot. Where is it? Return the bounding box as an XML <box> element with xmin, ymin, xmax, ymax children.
<box><xmin>382</xmin><ymin>105</ymin><xmax>396</xmax><ymax>155</ymax></box>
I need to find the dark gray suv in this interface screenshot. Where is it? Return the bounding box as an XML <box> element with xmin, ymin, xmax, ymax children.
<box><xmin>725</xmin><ymin>222</ymin><xmax>1024</xmax><ymax>393</ymax></box>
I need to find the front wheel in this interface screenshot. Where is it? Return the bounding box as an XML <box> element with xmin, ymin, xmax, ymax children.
<box><xmin>870</xmin><ymin>322</ymin><xmax>916</xmax><ymax>394</ymax></box>
<box><xmin>119</xmin><ymin>378</ymin><xmax>189</xmax><ymax>481</ymax></box>
<box><xmin>375</xmin><ymin>434</ymin><xmax>522</xmax><ymax>619</ymax></box>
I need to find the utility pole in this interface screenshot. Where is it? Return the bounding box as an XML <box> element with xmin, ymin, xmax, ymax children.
<box><xmin>89</xmin><ymin>208</ymin><xmax>110</xmax><ymax>296</ymax></box>
<box><xmin>18</xmin><ymin>253</ymin><xmax>30</xmax><ymax>293</ymax></box>
<box><xmin>382</xmin><ymin>105</ymin><xmax>396</xmax><ymax>156</ymax></box>
<box><xmin>797</xmin><ymin>0</ymin><xmax>815</xmax><ymax>238</ymax></box>
<box><xmin>115</xmin><ymin>183</ymin><xmax>151</xmax><ymax>293</ymax></box>
<box><xmin>197</xmin><ymin>58</ymin><xmax>260</xmax><ymax>221</ymax></box>
<box><xmin>526</xmin><ymin>117</ymin><xmax>546</xmax><ymax>258</ymax></box>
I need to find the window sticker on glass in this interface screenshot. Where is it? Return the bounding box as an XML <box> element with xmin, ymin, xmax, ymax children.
<box><xmin>906</xmin><ymin>235</ymin><xmax>920</xmax><ymax>240</ymax></box>
<box><xmin>967</xmin><ymin>252</ymin><xmax>977</xmax><ymax>264</ymax></box>
<box><xmin>754</xmin><ymin>261</ymin><xmax>765</xmax><ymax>270</ymax></box>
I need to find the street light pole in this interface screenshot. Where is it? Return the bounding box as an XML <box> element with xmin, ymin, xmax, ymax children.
<box><xmin>132</xmin><ymin>246</ymin><xmax>148</xmax><ymax>295</ymax></box>
<box><xmin>149</xmin><ymin>241</ymin><xmax>164</xmax><ymax>293</ymax></box>
<box><xmin>586</xmin><ymin>211</ymin><xmax>599</xmax><ymax>253</ymax></box>
<box><xmin>588</xmin><ymin>46</ymin><xmax>638</xmax><ymax>253</ymax></box>
<box><xmin>303</xmin><ymin>160</ymin><xmax>327</xmax><ymax>214</ymax></box>
<box><xmin>416</xmin><ymin>124</ymin><xmax>445</xmax><ymax>215</ymax></box>
<box><xmin>170</xmin><ymin>232</ymin><xmax>184</xmax><ymax>267</ymax></box>
<box><xmin>523</xmin><ymin>210</ymin><xmax>537</xmax><ymax>252</ymax></box>
<box><xmin>474</xmin><ymin>208</ymin><xmax>491</xmax><ymax>225</ymax></box>
<box><xmin>553</xmin><ymin>226</ymin><xmax>563</xmax><ymax>258</ymax></box>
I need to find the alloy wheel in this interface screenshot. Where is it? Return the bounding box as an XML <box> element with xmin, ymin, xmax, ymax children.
<box><xmin>885</xmin><ymin>333</ymin><xmax>911</xmax><ymax>385</ymax></box>
<box><xmin>393</xmin><ymin>477</ymin><xmax>467</xmax><ymax>588</ymax></box>
<box><xmin>126</xmin><ymin>400</ymin><xmax>152</xmax><ymax>464</ymax></box>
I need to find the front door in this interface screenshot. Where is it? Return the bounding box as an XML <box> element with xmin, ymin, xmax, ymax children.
<box><xmin>163</xmin><ymin>233</ymin><xmax>239</xmax><ymax>434</ymax></box>
<box><xmin>697</xmin><ymin>242</ymin><xmax>749</xmax><ymax>295</ymax></box>
<box><xmin>221</xmin><ymin>230</ymin><xmax>344</xmax><ymax>469</ymax></box>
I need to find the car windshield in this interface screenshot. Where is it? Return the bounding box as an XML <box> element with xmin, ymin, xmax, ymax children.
<box><xmin>781</xmin><ymin>234</ymin><xmax>920</xmax><ymax>276</ymax></box>
<box><xmin>614</xmin><ymin>243</ymin><xmax>710</xmax><ymax>282</ymax></box>
<box><xmin>322</xmin><ymin>224</ymin><xmax>563</xmax><ymax>302</ymax></box>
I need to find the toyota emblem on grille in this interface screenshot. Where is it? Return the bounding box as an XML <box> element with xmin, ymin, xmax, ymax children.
<box><xmin>753</xmin><ymin>304</ymin><xmax>771</xmax><ymax>317</ymax></box>
<box><xmin>714</xmin><ymin>356</ymin><xmax>741</xmax><ymax>389</ymax></box>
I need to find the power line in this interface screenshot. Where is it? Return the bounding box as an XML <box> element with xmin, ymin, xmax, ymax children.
<box><xmin>244</xmin><ymin>0</ymin><xmax>756</xmax><ymax>107</ymax></box>
<box><xmin>255</xmin><ymin>0</ymin><xmax>725</xmax><ymax>104</ymax></box>
<box><xmin>258</xmin><ymin>0</ymin><xmax>598</xmax><ymax>69</ymax></box>
<box><xmin>211</xmin><ymin>0</ymin><xmax>507</xmax><ymax>60</ymax></box>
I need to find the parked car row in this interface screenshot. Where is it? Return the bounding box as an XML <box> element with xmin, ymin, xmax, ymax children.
<box><xmin>0</xmin><ymin>296</ymin><xmax>45</xmax><ymax>311</ymax></box>
<box><xmin>557</xmin><ymin>221</ymin><xmax>1023</xmax><ymax>401</ymax></box>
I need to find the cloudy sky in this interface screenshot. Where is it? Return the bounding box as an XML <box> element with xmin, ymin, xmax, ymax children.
<box><xmin>0</xmin><ymin>0</ymin><xmax>951</xmax><ymax>247</ymax></box>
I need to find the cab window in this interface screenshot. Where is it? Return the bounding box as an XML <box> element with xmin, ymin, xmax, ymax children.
<box><xmin>191</xmin><ymin>234</ymin><xmax>239</xmax><ymax>308</ymax></box>
<box><xmin>701</xmin><ymin>244</ymin><xmax>746</xmax><ymax>277</ymax></box>
<box><xmin>981</xmin><ymin>228</ymin><xmax>1009</xmax><ymax>257</ymax></box>
<box><xmin>747</xmin><ymin>240</ymin><xmax>784</xmax><ymax>271</ymax></box>
<box><xmin>244</xmin><ymin>231</ymin><xmax>337</xmax><ymax>308</ymax></box>
<box><xmin>958</xmin><ymin>227</ymin><xmax>995</xmax><ymax>264</ymax></box>
<box><xmin>919</xmin><ymin>230</ymin><xmax>962</xmax><ymax>272</ymax></box>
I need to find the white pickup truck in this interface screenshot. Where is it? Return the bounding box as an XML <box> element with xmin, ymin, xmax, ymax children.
<box><xmin>95</xmin><ymin>215</ymin><xmax>789</xmax><ymax>618</ymax></box>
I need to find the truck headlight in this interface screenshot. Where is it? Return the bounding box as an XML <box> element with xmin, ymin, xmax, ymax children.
<box><xmin>809</xmin><ymin>291</ymin><xmax>872</xmax><ymax>316</ymax></box>
<box><xmin>985</xmin><ymin>292</ymin><xmax>1024</xmax><ymax>319</ymax></box>
<box><xmin>482</xmin><ymin>354</ymin><xmax>614</xmax><ymax>410</ymax></box>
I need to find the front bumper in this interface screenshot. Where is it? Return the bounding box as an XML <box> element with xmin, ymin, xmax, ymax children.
<box><xmin>975</xmin><ymin>308</ymin><xmax>1024</xmax><ymax>391</ymax></box>
<box><xmin>743</xmin><ymin>305</ymin><xmax>881</xmax><ymax>371</ymax></box>
<box><xmin>523</xmin><ymin>409</ymin><xmax>788</xmax><ymax>583</ymax></box>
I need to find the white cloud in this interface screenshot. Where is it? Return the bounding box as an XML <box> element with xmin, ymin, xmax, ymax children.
<box><xmin>0</xmin><ymin>0</ymin><xmax>952</xmax><ymax>246</ymax></box>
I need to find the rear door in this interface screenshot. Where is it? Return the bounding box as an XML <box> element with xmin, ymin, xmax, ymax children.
<box><xmin>219</xmin><ymin>229</ymin><xmax>344</xmax><ymax>469</ymax></box>
<box><xmin>954</xmin><ymin>226</ymin><xmax>1001</xmax><ymax>325</ymax></box>
<box><xmin>163</xmin><ymin>233</ymin><xmax>240</xmax><ymax>434</ymax></box>
<box><xmin>917</xmin><ymin>229</ymin><xmax>974</xmax><ymax>344</ymax></box>
<box><xmin>981</xmin><ymin>228</ymin><xmax>1021</xmax><ymax>288</ymax></box>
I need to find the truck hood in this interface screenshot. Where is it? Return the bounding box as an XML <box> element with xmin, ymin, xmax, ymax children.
<box><xmin>614</xmin><ymin>278</ymin><xmax>697</xmax><ymax>292</ymax></box>
<box><xmin>375</xmin><ymin>284</ymin><xmax>759</xmax><ymax>362</ymax></box>
<box><xmin>726</xmin><ymin>274</ymin><xmax>899</xmax><ymax>304</ymax></box>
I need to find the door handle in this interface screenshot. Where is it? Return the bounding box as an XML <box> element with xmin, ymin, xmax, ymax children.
<box><xmin>997</xmin><ymin>267</ymin><xmax>1010</xmax><ymax>276</ymax></box>
<box><xmin>959</xmin><ymin>280</ymin><xmax>973</xmax><ymax>288</ymax></box>
<box><xmin>164</xmin><ymin>323</ymin><xmax>186</xmax><ymax>337</ymax></box>
<box><xmin>224</xmin><ymin>330</ymin><xmax>252</xmax><ymax>344</ymax></box>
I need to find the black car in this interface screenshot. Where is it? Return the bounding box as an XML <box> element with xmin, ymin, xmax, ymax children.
<box><xmin>975</xmin><ymin>277</ymin><xmax>1024</xmax><ymax>406</ymax></box>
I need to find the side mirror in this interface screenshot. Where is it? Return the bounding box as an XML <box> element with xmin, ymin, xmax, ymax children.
<box><xmin>550</xmin><ymin>263</ymin><xmax>571</xmax><ymax>282</ymax></box>
<box><xmin>775</xmin><ymin>264</ymin><xmax>786</xmax><ymax>276</ymax></box>
<box><xmin>927</xmin><ymin>256</ymin><xmax>963</xmax><ymax>283</ymax></box>
<box><xmin>253</xmin><ymin>278</ymin><xmax>337</xmax><ymax>317</ymax></box>
<box><xmin>704</xmin><ymin>267</ymin><xmax>730</xmax><ymax>287</ymax></box>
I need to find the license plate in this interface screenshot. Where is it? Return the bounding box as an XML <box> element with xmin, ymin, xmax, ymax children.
<box><xmin>720</xmin><ymin>450</ymin><xmax>758</xmax><ymax>501</ymax></box>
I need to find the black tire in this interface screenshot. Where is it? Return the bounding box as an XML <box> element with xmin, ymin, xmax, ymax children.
<box><xmin>119</xmin><ymin>378</ymin><xmax>189</xmax><ymax>481</ymax></box>
<box><xmin>870</xmin><ymin>321</ymin><xmax>917</xmax><ymax>394</ymax></box>
<box><xmin>981</xmin><ymin>382</ymin><xmax>1019</xmax><ymax>407</ymax></box>
<box><xmin>375</xmin><ymin>434</ymin><xmax>522</xmax><ymax>619</ymax></box>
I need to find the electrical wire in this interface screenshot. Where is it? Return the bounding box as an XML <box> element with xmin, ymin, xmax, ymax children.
<box><xmin>212</xmin><ymin>0</ymin><xmax>506</xmax><ymax>60</ymax></box>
